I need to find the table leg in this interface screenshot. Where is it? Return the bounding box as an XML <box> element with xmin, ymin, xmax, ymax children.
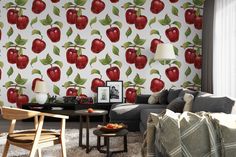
<box><xmin>79</xmin><ymin>115</ymin><xmax>83</xmax><ymax>147</ymax></box>
<box><xmin>86</xmin><ymin>115</ymin><xmax>90</xmax><ymax>153</ymax></box>
<box><xmin>97</xmin><ymin>136</ymin><xmax>101</xmax><ymax>152</ymax></box>
<box><xmin>124</xmin><ymin>135</ymin><xmax>128</xmax><ymax>152</ymax></box>
<box><xmin>106</xmin><ymin>137</ymin><xmax>110</xmax><ymax>157</ymax></box>
<box><xmin>103</xmin><ymin>115</ymin><xmax>107</xmax><ymax>146</ymax></box>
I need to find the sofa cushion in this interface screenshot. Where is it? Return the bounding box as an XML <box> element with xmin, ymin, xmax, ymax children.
<box><xmin>192</xmin><ymin>96</ymin><xmax>235</xmax><ymax>114</ymax></box>
<box><xmin>178</xmin><ymin>89</ymin><xmax>199</xmax><ymax>98</ymax></box>
<box><xmin>148</xmin><ymin>92</ymin><xmax>161</xmax><ymax>104</ymax></box>
<box><xmin>167</xmin><ymin>88</ymin><xmax>183</xmax><ymax>103</ymax></box>
<box><xmin>158</xmin><ymin>89</ymin><xmax>169</xmax><ymax>104</ymax></box>
<box><xmin>167</xmin><ymin>97</ymin><xmax>185</xmax><ymax>113</ymax></box>
<box><xmin>135</xmin><ymin>95</ymin><xmax>151</xmax><ymax>104</ymax></box>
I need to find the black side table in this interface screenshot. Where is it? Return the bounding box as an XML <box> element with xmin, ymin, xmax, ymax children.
<box><xmin>93</xmin><ymin>129</ymin><xmax>128</xmax><ymax>157</ymax></box>
<box><xmin>75</xmin><ymin>109</ymin><xmax>108</xmax><ymax>153</ymax></box>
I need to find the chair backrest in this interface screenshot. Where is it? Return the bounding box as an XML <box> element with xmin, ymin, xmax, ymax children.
<box><xmin>2</xmin><ymin>107</ymin><xmax>40</xmax><ymax>120</ymax></box>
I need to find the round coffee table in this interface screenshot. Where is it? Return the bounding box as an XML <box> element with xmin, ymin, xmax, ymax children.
<box><xmin>75</xmin><ymin>109</ymin><xmax>108</xmax><ymax>153</ymax></box>
<box><xmin>93</xmin><ymin>129</ymin><xmax>128</xmax><ymax>157</ymax></box>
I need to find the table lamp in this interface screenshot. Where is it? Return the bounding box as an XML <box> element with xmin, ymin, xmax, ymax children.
<box><xmin>34</xmin><ymin>80</ymin><xmax>48</xmax><ymax>104</ymax></box>
<box><xmin>154</xmin><ymin>43</ymin><xmax>176</xmax><ymax>61</ymax></box>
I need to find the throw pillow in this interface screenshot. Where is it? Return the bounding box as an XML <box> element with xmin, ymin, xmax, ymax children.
<box><xmin>178</xmin><ymin>89</ymin><xmax>198</xmax><ymax>98</ymax></box>
<box><xmin>158</xmin><ymin>89</ymin><xmax>169</xmax><ymax>104</ymax></box>
<box><xmin>135</xmin><ymin>94</ymin><xmax>151</xmax><ymax>104</ymax></box>
<box><xmin>166</xmin><ymin>97</ymin><xmax>185</xmax><ymax>113</ymax></box>
<box><xmin>148</xmin><ymin>92</ymin><xmax>161</xmax><ymax>104</ymax></box>
<box><xmin>167</xmin><ymin>88</ymin><xmax>183</xmax><ymax>103</ymax></box>
<box><xmin>183</xmin><ymin>93</ymin><xmax>194</xmax><ymax>112</ymax></box>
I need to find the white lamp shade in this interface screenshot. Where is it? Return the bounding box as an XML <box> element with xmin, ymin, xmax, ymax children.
<box><xmin>34</xmin><ymin>81</ymin><xmax>48</xmax><ymax>93</ymax></box>
<box><xmin>154</xmin><ymin>43</ymin><xmax>176</xmax><ymax>61</ymax></box>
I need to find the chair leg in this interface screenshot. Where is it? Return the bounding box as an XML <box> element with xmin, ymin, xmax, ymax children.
<box><xmin>61</xmin><ymin>119</ymin><xmax>67</xmax><ymax>157</ymax></box>
<box><xmin>2</xmin><ymin>141</ymin><xmax>10</xmax><ymax>157</ymax></box>
<box><xmin>37</xmin><ymin>148</ymin><xmax>42</xmax><ymax>157</ymax></box>
<box><xmin>61</xmin><ymin>138</ymin><xmax>67</xmax><ymax>157</ymax></box>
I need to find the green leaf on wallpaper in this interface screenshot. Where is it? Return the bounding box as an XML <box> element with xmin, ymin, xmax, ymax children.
<box><xmin>136</xmin><ymin>8</ymin><xmax>141</xmax><ymax>17</ymax></box>
<box><xmin>15</xmin><ymin>34</ymin><xmax>27</xmax><ymax>46</ymax></box>
<box><xmin>77</xmin><ymin>9</ymin><xmax>82</xmax><ymax>16</ymax></box>
<box><xmin>172</xmin><ymin>60</ymin><xmax>181</xmax><ymax>68</ymax></box>
<box><xmin>113</xmin><ymin>61</ymin><xmax>122</xmax><ymax>68</ymax></box>
<box><xmin>40</xmin><ymin>54</ymin><xmax>52</xmax><ymax>65</ymax></box>
<box><xmin>63</xmin><ymin>42</ymin><xmax>73</xmax><ymax>49</ymax></box>
<box><xmin>126</xmin><ymin>67</ymin><xmax>132</xmax><ymax>77</ymax></box>
<box><xmin>182</xmin><ymin>41</ymin><xmax>192</xmax><ymax>49</ymax></box>
<box><xmin>66</xmin><ymin>27</ymin><xmax>73</xmax><ymax>37</ymax></box>
<box><xmin>32</xmin><ymin>69</ymin><xmax>41</xmax><ymax>75</ymax></box>
<box><xmin>54</xmin><ymin>61</ymin><xmax>63</xmax><ymax>68</ymax></box>
<box><xmin>91</xmin><ymin>29</ymin><xmax>101</xmax><ymax>36</ymax></box>
<box><xmin>123</xmin><ymin>2</ymin><xmax>132</xmax><ymax>9</ymax></box>
<box><xmin>134</xmin><ymin>74</ymin><xmax>146</xmax><ymax>85</ymax></box>
<box><xmin>90</xmin><ymin>56</ymin><xmax>97</xmax><ymax>66</ymax></box>
<box><xmin>4</xmin><ymin>81</ymin><xmax>14</xmax><ymax>89</ymax></box>
<box><xmin>173</xmin><ymin>46</ymin><xmax>178</xmax><ymax>56</ymax></box>
<box><xmin>4</xmin><ymin>42</ymin><xmax>14</xmax><ymax>49</ymax></box>
<box><xmin>150</xmin><ymin>69</ymin><xmax>160</xmax><ymax>75</ymax></box>
<box><xmin>66</xmin><ymin>67</ymin><xmax>73</xmax><ymax>77</ymax></box>
<box><xmin>172</xmin><ymin>6</ymin><xmax>178</xmax><ymax>16</ymax></box>
<box><xmin>113</xmin><ymin>21</ymin><xmax>122</xmax><ymax>28</ymax></box>
<box><xmin>74</xmin><ymin>73</ymin><xmax>87</xmax><ymax>85</ymax></box>
<box><xmin>30</xmin><ymin>97</ymin><xmax>37</xmax><ymax>103</ymax></box>
<box><xmin>123</xmin><ymin>42</ymin><xmax>133</xmax><ymax>49</ymax></box>
<box><xmin>185</xmin><ymin>27</ymin><xmax>191</xmax><ymax>37</ymax></box>
<box><xmin>53</xmin><ymin>6</ymin><xmax>60</xmax><ymax>16</ymax></box>
<box><xmin>74</xmin><ymin>0</ymin><xmax>87</xmax><ymax>6</ymax></box>
<box><xmin>40</xmin><ymin>15</ymin><xmax>52</xmax><ymax>26</ymax></box>
<box><xmin>32</xmin><ymin>29</ymin><xmax>41</xmax><ymax>36</ymax></box>
<box><xmin>100</xmin><ymin>54</ymin><xmax>112</xmax><ymax>65</ymax></box>
<box><xmin>112</xmin><ymin>46</ymin><xmax>119</xmax><ymax>56</ymax></box>
<box><xmin>4</xmin><ymin>2</ymin><xmax>14</xmax><ymax>9</ymax></box>
<box><xmin>172</xmin><ymin>21</ymin><xmax>181</xmax><ymax>29</ymax></box>
<box><xmin>193</xmin><ymin>34</ymin><xmax>202</xmax><ymax>46</ymax></box>
<box><xmin>77</xmin><ymin>48</ymin><xmax>82</xmax><ymax>56</ymax></box>
<box><xmin>193</xmin><ymin>0</ymin><xmax>204</xmax><ymax>6</ymax></box>
<box><xmin>0</xmin><ymin>100</ymin><xmax>4</xmax><ymax>107</ymax></box>
<box><xmin>7</xmin><ymin>27</ymin><xmax>13</xmax><ymax>37</ymax></box>
<box><xmin>7</xmin><ymin>67</ymin><xmax>13</xmax><ymax>77</ymax></box>
<box><xmin>134</xmin><ymin>0</ymin><xmax>146</xmax><ymax>6</ymax></box>
<box><xmin>182</xmin><ymin>81</ymin><xmax>192</xmax><ymax>88</ymax></box>
<box><xmin>74</xmin><ymin>35</ymin><xmax>87</xmax><ymax>46</ymax></box>
<box><xmin>193</xmin><ymin>74</ymin><xmax>201</xmax><ymax>85</ymax></box>
<box><xmin>54</xmin><ymin>21</ymin><xmax>63</xmax><ymax>29</ymax></box>
<box><xmin>149</xmin><ymin>17</ymin><xmax>156</xmax><ymax>27</ymax></box>
<box><xmin>0</xmin><ymin>61</ymin><xmax>3</xmax><ymax>68</ymax></box>
<box><xmin>15</xmin><ymin>0</ymin><xmax>28</xmax><ymax>6</ymax></box>
<box><xmin>159</xmin><ymin>14</ymin><xmax>171</xmax><ymax>26</ymax></box>
<box><xmin>99</xmin><ymin>15</ymin><xmax>112</xmax><ymax>26</ymax></box>
<box><xmin>149</xmin><ymin>58</ymin><xmax>156</xmax><ymax>66</ymax></box>
<box><xmin>90</xmin><ymin>17</ymin><xmax>97</xmax><ymax>27</ymax></box>
<box><xmin>185</xmin><ymin>67</ymin><xmax>191</xmax><ymax>77</ymax></box>
<box><xmin>136</xmin><ymin>48</ymin><xmax>141</xmax><ymax>56</ymax></box>
<box><xmin>53</xmin><ymin>46</ymin><xmax>60</xmax><ymax>56</ymax></box>
<box><xmin>30</xmin><ymin>57</ymin><xmax>38</xmax><ymax>67</ymax></box>
<box><xmin>112</xmin><ymin>6</ymin><xmax>119</xmax><ymax>16</ymax></box>
<box><xmin>77</xmin><ymin>87</ymin><xmax>82</xmax><ymax>96</ymax></box>
<box><xmin>63</xmin><ymin>2</ymin><xmax>73</xmax><ymax>9</ymax></box>
<box><xmin>150</xmin><ymin>29</ymin><xmax>160</xmax><ymax>36</ymax></box>
<box><xmin>53</xmin><ymin>85</ymin><xmax>60</xmax><ymax>95</ymax></box>
<box><xmin>0</xmin><ymin>22</ymin><xmax>3</xmax><ymax>29</ymax></box>
<box><xmin>15</xmin><ymin>74</ymin><xmax>27</xmax><ymax>85</ymax></box>
<box><xmin>63</xmin><ymin>81</ymin><xmax>73</xmax><ymax>88</ymax></box>
<box><xmin>133</xmin><ymin>34</ymin><xmax>146</xmax><ymax>46</ymax></box>
<box><xmin>182</xmin><ymin>2</ymin><xmax>192</xmax><ymax>9</ymax></box>
<box><xmin>126</xmin><ymin>27</ymin><xmax>132</xmax><ymax>38</ymax></box>
<box><xmin>137</xmin><ymin>87</ymin><xmax>142</xmax><ymax>95</ymax></box>
<box><xmin>91</xmin><ymin>69</ymin><xmax>100</xmax><ymax>75</ymax></box>
<box><xmin>30</xmin><ymin>17</ymin><xmax>38</xmax><ymax>27</ymax></box>
<box><xmin>124</xmin><ymin>81</ymin><xmax>133</xmax><ymax>88</ymax></box>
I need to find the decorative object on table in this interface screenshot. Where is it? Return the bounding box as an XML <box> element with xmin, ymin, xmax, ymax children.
<box><xmin>106</xmin><ymin>81</ymin><xmax>123</xmax><ymax>103</ymax></box>
<box><xmin>34</xmin><ymin>80</ymin><xmax>48</xmax><ymax>104</ymax></box>
<box><xmin>63</xmin><ymin>96</ymin><xmax>77</xmax><ymax>104</ymax></box>
<box><xmin>87</xmin><ymin>108</ymin><xmax>94</xmax><ymax>113</ymax></box>
<box><xmin>154</xmin><ymin>43</ymin><xmax>176</xmax><ymax>61</ymax></box>
<box><xmin>78</xmin><ymin>97</ymin><xmax>94</xmax><ymax>104</ymax></box>
<box><xmin>97</xmin><ymin>87</ymin><xmax>110</xmax><ymax>103</ymax></box>
<box><xmin>48</xmin><ymin>95</ymin><xmax>57</xmax><ymax>103</ymax></box>
<box><xmin>98</xmin><ymin>123</ymin><xmax>127</xmax><ymax>133</ymax></box>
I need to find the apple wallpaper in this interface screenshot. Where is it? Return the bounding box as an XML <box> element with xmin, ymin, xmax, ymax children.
<box><xmin>0</xmin><ymin>0</ymin><xmax>204</xmax><ymax>107</ymax></box>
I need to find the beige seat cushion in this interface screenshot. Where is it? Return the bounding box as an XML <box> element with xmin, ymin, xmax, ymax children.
<box><xmin>7</xmin><ymin>130</ymin><xmax>60</xmax><ymax>144</ymax></box>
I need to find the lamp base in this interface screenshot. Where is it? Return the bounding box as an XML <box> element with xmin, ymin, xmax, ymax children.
<box><xmin>35</xmin><ymin>93</ymin><xmax>48</xmax><ymax>104</ymax></box>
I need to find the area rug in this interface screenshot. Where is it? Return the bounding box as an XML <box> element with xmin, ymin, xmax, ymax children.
<box><xmin>0</xmin><ymin>129</ymin><xmax>143</xmax><ymax>157</ymax></box>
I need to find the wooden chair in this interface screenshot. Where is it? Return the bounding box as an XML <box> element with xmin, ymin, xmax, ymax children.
<box><xmin>1</xmin><ymin>107</ymin><xmax>69</xmax><ymax>157</ymax></box>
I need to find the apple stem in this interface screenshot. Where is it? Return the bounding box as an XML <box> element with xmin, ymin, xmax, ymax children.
<box><xmin>4</xmin><ymin>5</ymin><xmax>26</xmax><ymax>10</ymax></box>
<box><xmin>4</xmin><ymin>45</ymin><xmax>26</xmax><ymax>50</ymax></box>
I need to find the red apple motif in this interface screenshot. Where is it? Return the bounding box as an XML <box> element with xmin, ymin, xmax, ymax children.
<box><xmin>51</xmin><ymin>0</ymin><xmax>59</xmax><ymax>3</ymax></box>
<box><xmin>7</xmin><ymin>49</ymin><xmax>19</xmax><ymax>64</ymax></box>
<box><xmin>91</xmin><ymin>0</ymin><xmax>105</xmax><ymax>14</ymax></box>
<box><xmin>135</xmin><ymin>15</ymin><xmax>147</xmax><ymax>30</ymax></box>
<box><xmin>79</xmin><ymin>94</ymin><xmax>88</xmax><ymax>99</ymax></box>
<box><xmin>125</xmin><ymin>9</ymin><xmax>137</xmax><ymax>24</ymax></box>
<box><xmin>76</xmin><ymin>55</ymin><xmax>88</xmax><ymax>69</ymax></box>
<box><xmin>7</xmin><ymin>88</ymin><xmax>18</xmax><ymax>103</ymax></box>
<box><xmin>165</xmin><ymin>27</ymin><xmax>179</xmax><ymax>42</ymax></box>
<box><xmin>47</xmin><ymin>27</ymin><xmax>61</xmax><ymax>42</ymax></box>
<box><xmin>194</xmin><ymin>55</ymin><xmax>202</xmax><ymax>69</ymax></box>
<box><xmin>126</xmin><ymin>49</ymin><xmax>137</xmax><ymax>64</ymax></box>
<box><xmin>16</xmin><ymin>55</ymin><xmax>29</xmax><ymax>69</ymax></box>
<box><xmin>47</xmin><ymin>66</ymin><xmax>61</xmax><ymax>82</ymax></box>
<box><xmin>106</xmin><ymin>27</ymin><xmax>120</xmax><ymax>42</ymax></box>
<box><xmin>165</xmin><ymin>66</ymin><xmax>179</xmax><ymax>82</ymax></box>
<box><xmin>185</xmin><ymin>9</ymin><xmax>196</xmax><ymax>24</ymax></box>
<box><xmin>125</xmin><ymin>88</ymin><xmax>137</xmax><ymax>103</ymax></box>
<box><xmin>16</xmin><ymin>94</ymin><xmax>29</xmax><ymax>108</ymax></box>
<box><xmin>32</xmin><ymin>38</ymin><xmax>46</xmax><ymax>53</ymax></box>
<box><xmin>66</xmin><ymin>9</ymin><xmax>77</xmax><ymax>24</ymax></box>
<box><xmin>194</xmin><ymin>15</ymin><xmax>202</xmax><ymax>30</ymax></box>
<box><xmin>150</xmin><ymin>39</ymin><xmax>163</xmax><ymax>53</ymax></box>
<box><xmin>16</xmin><ymin>15</ymin><xmax>29</xmax><ymax>30</ymax></box>
<box><xmin>170</xmin><ymin>0</ymin><xmax>178</xmax><ymax>2</ymax></box>
<box><xmin>66</xmin><ymin>88</ymin><xmax>78</xmax><ymax>96</ymax></box>
<box><xmin>150</xmin><ymin>78</ymin><xmax>165</xmax><ymax>92</ymax></box>
<box><xmin>150</xmin><ymin>0</ymin><xmax>165</xmax><ymax>14</ymax></box>
<box><xmin>76</xmin><ymin>15</ymin><xmax>88</xmax><ymax>30</ymax></box>
<box><xmin>91</xmin><ymin>39</ymin><xmax>105</xmax><ymax>53</ymax></box>
<box><xmin>91</xmin><ymin>78</ymin><xmax>105</xmax><ymax>93</ymax></box>
<box><xmin>32</xmin><ymin>78</ymin><xmax>43</xmax><ymax>91</ymax></box>
<box><xmin>32</xmin><ymin>0</ymin><xmax>46</xmax><ymax>14</ymax></box>
<box><xmin>66</xmin><ymin>49</ymin><xmax>78</xmax><ymax>64</ymax></box>
<box><xmin>110</xmin><ymin>0</ymin><xmax>119</xmax><ymax>3</ymax></box>
<box><xmin>106</xmin><ymin>66</ymin><xmax>120</xmax><ymax>81</ymax></box>
<box><xmin>135</xmin><ymin>55</ymin><xmax>147</xmax><ymax>69</ymax></box>
<box><xmin>185</xmin><ymin>49</ymin><xmax>196</xmax><ymax>64</ymax></box>
<box><xmin>7</xmin><ymin>9</ymin><xmax>18</xmax><ymax>24</ymax></box>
